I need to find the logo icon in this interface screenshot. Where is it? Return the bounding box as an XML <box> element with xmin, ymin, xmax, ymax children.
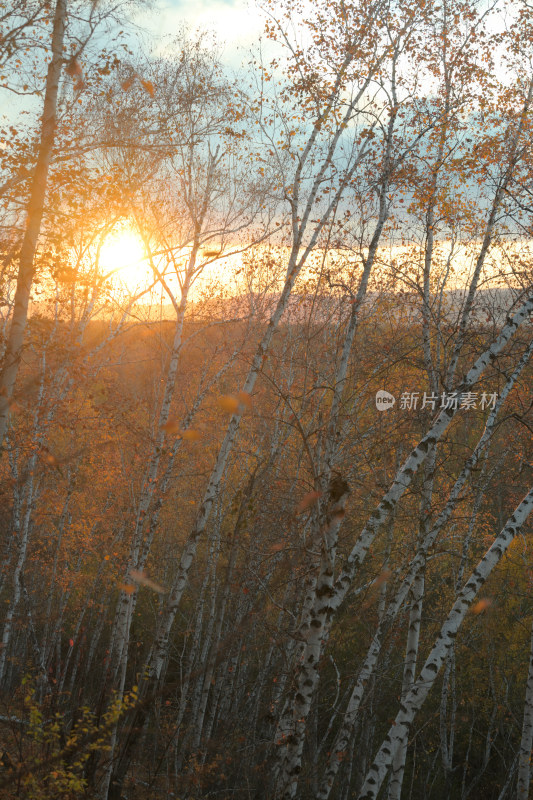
<box><xmin>376</xmin><ymin>390</ymin><xmax>396</xmax><ymax>411</ymax></box>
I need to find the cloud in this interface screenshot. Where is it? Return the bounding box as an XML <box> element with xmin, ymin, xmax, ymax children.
<box><xmin>139</xmin><ymin>0</ymin><xmax>265</xmax><ymax>60</ymax></box>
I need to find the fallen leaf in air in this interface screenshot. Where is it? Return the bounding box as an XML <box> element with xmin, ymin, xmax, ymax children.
<box><xmin>41</xmin><ymin>450</ymin><xmax>59</xmax><ymax>466</ymax></box>
<box><xmin>181</xmin><ymin>429</ymin><xmax>201</xmax><ymax>441</ymax></box>
<box><xmin>217</xmin><ymin>395</ymin><xmax>240</xmax><ymax>413</ymax></box>
<box><xmin>162</xmin><ymin>420</ymin><xmax>201</xmax><ymax>440</ymax></box>
<box><xmin>472</xmin><ymin>597</ymin><xmax>493</xmax><ymax>614</ymax></box>
<box><xmin>295</xmin><ymin>491</ymin><xmax>322</xmax><ymax>514</ymax></box>
<box><xmin>374</xmin><ymin>570</ymin><xmax>392</xmax><ymax>588</ymax></box>
<box><xmin>161</xmin><ymin>418</ymin><xmax>180</xmax><ymax>434</ymax></box>
<box><xmin>237</xmin><ymin>391</ymin><xmax>252</xmax><ymax>408</ymax></box>
<box><xmin>66</xmin><ymin>58</ymin><xmax>83</xmax><ymax>77</ymax></box>
<box><xmin>129</xmin><ymin>569</ymin><xmax>166</xmax><ymax>594</ymax></box>
<box><xmin>118</xmin><ymin>583</ymin><xmax>137</xmax><ymax>595</ymax></box>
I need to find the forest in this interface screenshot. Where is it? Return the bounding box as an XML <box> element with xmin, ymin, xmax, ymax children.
<box><xmin>2</xmin><ymin>0</ymin><xmax>533</xmax><ymax>798</ymax></box>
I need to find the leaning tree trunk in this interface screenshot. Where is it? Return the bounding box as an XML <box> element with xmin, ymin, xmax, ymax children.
<box><xmin>358</xmin><ymin>485</ymin><xmax>533</xmax><ymax>800</ymax></box>
<box><xmin>0</xmin><ymin>0</ymin><xmax>66</xmax><ymax>447</ymax></box>
<box><xmin>273</xmin><ymin>290</ymin><xmax>533</xmax><ymax>800</ymax></box>
<box><xmin>388</xmin><ymin>446</ymin><xmax>436</xmax><ymax>800</ymax></box>
<box><xmin>316</xmin><ymin>332</ymin><xmax>533</xmax><ymax>800</ymax></box>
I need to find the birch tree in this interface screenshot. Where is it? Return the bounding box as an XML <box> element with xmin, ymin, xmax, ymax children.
<box><xmin>0</xmin><ymin>0</ymin><xmax>67</xmax><ymax>446</ymax></box>
<box><xmin>359</xmin><ymin>486</ymin><xmax>533</xmax><ymax>799</ymax></box>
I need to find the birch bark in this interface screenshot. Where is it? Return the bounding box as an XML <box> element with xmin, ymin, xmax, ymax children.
<box><xmin>358</xmin><ymin>486</ymin><xmax>533</xmax><ymax>800</ymax></box>
<box><xmin>0</xmin><ymin>0</ymin><xmax>66</xmax><ymax>446</ymax></box>
<box><xmin>316</xmin><ymin>333</ymin><xmax>533</xmax><ymax>800</ymax></box>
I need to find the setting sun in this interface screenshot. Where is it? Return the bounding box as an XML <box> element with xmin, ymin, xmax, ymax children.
<box><xmin>99</xmin><ymin>228</ymin><xmax>148</xmax><ymax>289</ymax></box>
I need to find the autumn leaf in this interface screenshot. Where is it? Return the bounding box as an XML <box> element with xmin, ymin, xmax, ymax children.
<box><xmin>129</xmin><ymin>569</ymin><xmax>166</xmax><ymax>594</ymax></box>
<box><xmin>118</xmin><ymin>583</ymin><xmax>136</xmax><ymax>595</ymax></box>
<box><xmin>181</xmin><ymin>428</ymin><xmax>201</xmax><ymax>441</ymax></box>
<box><xmin>41</xmin><ymin>450</ymin><xmax>59</xmax><ymax>466</ymax></box>
<box><xmin>237</xmin><ymin>391</ymin><xmax>252</xmax><ymax>408</ymax></box>
<box><xmin>374</xmin><ymin>570</ymin><xmax>392</xmax><ymax>588</ymax></box>
<box><xmin>66</xmin><ymin>58</ymin><xmax>83</xmax><ymax>77</ymax></box>
<box><xmin>217</xmin><ymin>394</ymin><xmax>240</xmax><ymax>413</ymax></box>
<box><xmin>140</xmin><ymin>78</ymin><xmax>154</xmax><ymax>97</ymax></box>
<box><xmin>295</xmin><ymin>491</ymin><xmax>322</xmax><ymax>514</ymax></box>
<box><xmin>472</xmin><ymin>598</ymin><xmax>493</xmax><ymax>614</ymax></box>
<box><xmin>161</xmin><ymin>418</ymin><xmax>181</xmax><ymax>434</ymax></box>
<box><xmin>217</xmin><ymin>393</ymin><xmax>252</xmax><ymax>413</ymax></box>
<box><xmin>162</xmin><ymin>419</ymin><xmax>201</xmax><ymax>440</ymax></box>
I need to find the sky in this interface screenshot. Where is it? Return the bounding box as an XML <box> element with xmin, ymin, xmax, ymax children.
<box><xmin>136</xmin><ymin>0</ymin><xmax>265</xmax><ymax>66</ymax></box>
<box><xmin>0</xmin><ymin>0</ymin><xmax>265</xmax><ymax>130</ymax></box>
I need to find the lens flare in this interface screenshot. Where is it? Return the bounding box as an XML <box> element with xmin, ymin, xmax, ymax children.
<box><xmin>99</xmin><ymin>229</ymin><xmax>148</xmax><ymax>288</ymax></box>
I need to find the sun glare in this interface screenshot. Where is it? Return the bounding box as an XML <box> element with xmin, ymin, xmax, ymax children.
<box><xmin>99</xmin><ymin>229</ymin><xmax>148</xmax><ymax>289</ymax></box>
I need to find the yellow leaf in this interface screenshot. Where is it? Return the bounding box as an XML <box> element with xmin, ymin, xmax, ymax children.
<box><xmin>66</xmin><ymin>58</ymin><xmax>82</xmax><ymax>77</ymax></box>
<box><xmin>181</xmin><ymin>428</ymin><xmax>201</xmax><ymax>441</ymax></box>
<box><xmin>374</xmin><ymin>570</ymin><xmax>392</xmax><ymax>588</ymax></box>
<box><xmin>162</xmin><ymin>420</ymin><xmax>201</xmax><ymax>440</ymax></box>
<box><xmin>140</xmin><ymin>78</ymin><xmax>154</xmax><ymax>97</ymax></box>
<box><xmin>217</xmin><ymin>395</ymin><xmax>240</xmax><ymax>413</ymax></box>
<box><xmin>237</xmin><ymin>391</ymin><xmax>252</xmax><ymax>408</ymax></box>
<box><xmin>472</xmin><ymin>597</ymin><xmax>493</xmax><ymax>614</ymax></box>
<box><xmin>129</xmin><ymin>569</ymin><xmax>166</xmax><ymax>594</ymax></box>
<box><xmin>161</xmin><ymin>418</ymin><xmax>180</xmax><ymax>434</ymax></box>
<box><xmin>42</xmin><ymin>451</ymin><xmax>59</xmax><ymax>466</ymax></box>
<box><xmin>295</xmin><ymin>491</ymin><xmax>322</xmax><ymax>514</ymax></box>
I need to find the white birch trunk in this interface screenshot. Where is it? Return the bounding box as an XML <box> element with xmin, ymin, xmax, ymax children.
<box><xmin>333</xmin><ymin>288</ymin><xmax>533</xmax><ymax>612</ymax></box>
<box><xmin>145</xmin><ymin>36</ymin><xmax>398</xmax><ymax>686</ymax></box>
<box><xmin>358</xmin><ymin>486</ymin><xmax>533</xmax><ymax>800</ymax></box>
<box><xmin>148</xmin><ymin>250</ymin><xmax>310</xmax><ymax>682</ymax></box>
<box><xmin>271</xmin><ymin>108</ymin><xmax>398</xmax><ymax>792</ymax></box>
<box><xmin>317</xmin><ymin>336</ymin><xmax>533</xmax><ymax>799</ymax></box>
<box><xmin>110</xmin><ymin>273</ymin><xmax>192</xmax><ymax>677</ymax></box>
<box><xmin>272</xmin><ymin>487</ymin><xmax>350</xmax><ymax>800</ymax></box>
<box><xmin>388</xmin><ymin>446</ymin><xmax>436</xmax><ymax>800</ymax></box>
<box><xmin>387</xmin><ymin>570</ymin><xmax>424</xmax><ymax>800</ymax></box>
<box><xmin>101</xmin><ymin>267</ymin><xmax>196</xmax><ymax>799</ymax></box>
<box><xmin>0</xmin><ymin>459</ymin><xmax>36</xmax><ymax>684</ymax></box>
<box><xmin>444</xmin><ymin>80</ymin><xmax>533</xmax><ymax>387</ymax></box>
<box><xmin>274</xmin><ymin>293</ymin><xmax>533</xmax><ymax>799</ymax></box>
<box><xmin>0</xmin><ymin>0</ymin><xmax>66</xmax><ymax>446</ymax></box>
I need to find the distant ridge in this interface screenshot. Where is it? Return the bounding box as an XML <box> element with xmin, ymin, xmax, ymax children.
<box><xmin>27</xmin><ymin>286</ymin><xmax>529</xmax><ymax>327</ymax></box>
